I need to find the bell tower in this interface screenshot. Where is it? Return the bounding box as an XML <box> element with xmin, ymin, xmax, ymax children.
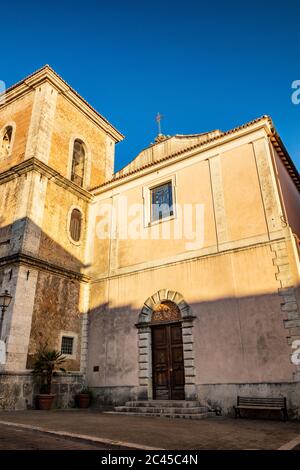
<box><xmin>0</xmin><ymin>66</ymin><xmax>123</xmax><ymax>410</ymax></box>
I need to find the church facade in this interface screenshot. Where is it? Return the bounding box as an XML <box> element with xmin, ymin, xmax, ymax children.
<box><xmin>0</xmin><ymin>66</ymin><xmax>300</xmax><ymax>416</ymax></box>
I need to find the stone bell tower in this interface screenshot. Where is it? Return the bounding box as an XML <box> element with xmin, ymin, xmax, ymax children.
<box><xmin>0</xmin><ymin>66</ymin><xmax>123</xmax><ymax>408</ymax></box>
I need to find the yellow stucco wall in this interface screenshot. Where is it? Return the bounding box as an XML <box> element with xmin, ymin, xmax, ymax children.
<box><xmin>87</xmin><ymin>131</ymin><xmax>299</xmax><ymax>390</ymax></box>
<box><xmin>275</xmin><ymin>149</ymin><xmax>300</xmax><ymax>239</ymax></box>
<box><xmin>221</xmin><ymin>143</ymin><xmax>267</xmax><ymax>241</ymax></box>
<box><xmin>91</xmin><ymin>138</ymin><xmax>269</xmax><ymax>276</ymax></box>
<box><xmin>88</xmin><ymin>243</ymin><xmax>294</xmax><ymax>386</ymax></box>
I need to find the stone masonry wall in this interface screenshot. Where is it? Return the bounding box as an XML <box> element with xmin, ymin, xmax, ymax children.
<box><xmin>0</xmin><ymin>372</ymin><xmax>85</xmax><ymax>410</ymax></box>
<box><xmin>271</xmin><ymin>237</ymin><xmax>300</xmax><ymax>381</ymax></box>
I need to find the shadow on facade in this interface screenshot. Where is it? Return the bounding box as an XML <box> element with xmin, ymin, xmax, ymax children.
<box><xmin>0</xmin><ymin>217</ymin><xmax>299</xmax><ymax>416</ymax></box>
<box><xmin>86</xmin><ymin>288</ymin><xmax>300</xmax><ymax>418</ymax></box>
<box><xmin>0</xmin><ymin>217</ymin><xmax>87</xmax><ymax>409</ymax></box>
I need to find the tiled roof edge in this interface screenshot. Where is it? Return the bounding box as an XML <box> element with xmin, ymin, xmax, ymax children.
<box><xmin>94</xmin><ymin>115</ymin><xmax>293</xmax><ymax>191</ymax></box>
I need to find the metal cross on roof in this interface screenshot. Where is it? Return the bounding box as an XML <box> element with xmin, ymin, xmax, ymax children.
<box><xmin>156</xmin><ymin>112</ymin><xmax>163</xmax><ymax>135</ymax></box>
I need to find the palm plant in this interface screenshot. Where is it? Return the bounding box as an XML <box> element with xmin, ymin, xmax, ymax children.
<box><xmin>32</xmin><ymin>348</ymin><xmax>66</xmax><ymax>394</ymax></box>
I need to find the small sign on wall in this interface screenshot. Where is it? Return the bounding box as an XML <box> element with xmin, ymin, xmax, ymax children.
<box><xmin>0</xmin><ymin>340</ymin><xmax>6</xmax><ymax>364</ymax></box>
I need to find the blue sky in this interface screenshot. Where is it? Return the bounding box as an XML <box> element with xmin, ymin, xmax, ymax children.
<box><xmin>1</xmin><ymin>0</ymin><xmax>300</xmax><ymax>172</ymax></box>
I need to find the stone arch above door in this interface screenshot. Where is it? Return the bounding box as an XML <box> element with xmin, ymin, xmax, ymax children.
<box><xmin>136</xmin><ymin>289</ymin><xmax>197</xmax><ymax>400</ymax></box>
<box><xmin>138</xmin><ymin>289</ymin><xmax>192</xmax><ymax>324</ymax></box>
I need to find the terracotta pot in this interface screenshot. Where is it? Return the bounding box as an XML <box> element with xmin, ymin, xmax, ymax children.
<box><xmin>36</xmin><ymin>394</ymin><xmax>56</xmax><ymax>410</ymax></box>
<box><xmin>76</xmin><ymin>393</ymin><xmax>91</xmax><ymax>408</ymax></box>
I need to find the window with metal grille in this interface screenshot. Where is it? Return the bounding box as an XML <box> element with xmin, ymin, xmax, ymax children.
<box><xmin>69</xmin><ymin>208</ymin><xmax>82</xmax><ymax>242</ymax></box>
<box><xmin>61</xmin><ymin>336</ymin><xmax>74</xmax><ymax>355</ymax></box>
<box><xmin>71</xmin><ymin>139</ymin><xmax>85</xmax><ymax>187</ymax></box>
<box><xmin>150</xmin><ymin>181</ymin><xmax>173</xmax><ymax>222</ymax></box>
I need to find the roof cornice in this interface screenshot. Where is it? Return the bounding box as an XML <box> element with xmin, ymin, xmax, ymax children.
<box><xmin>91</xmin><ymin>116</ymin><xmax>269</xmax><ymax>193</ymax></box>
<box><xmin>1</xmin><ymin>65</ymin><xmax>124</xmax><ymax>143</ymax></box>
<box><xmin>269</xmin><ymin>130</ymin><xmax>300</xmax><ymax>191</ymax></box>
<box><xmin>92</xmin><ymin>115</ymin><xmax>300</xmax><ymax>195</ymax></box>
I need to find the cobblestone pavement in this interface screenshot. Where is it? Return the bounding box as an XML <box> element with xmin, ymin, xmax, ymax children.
<box><xmin>0</xmin><ymin>423</ymin><xmax>123</xmax><ymax>450</ymax></box>
<box><xmin>0</xmin><ymin>410</ymin><xmax>300</xmax><ymax>450</ymax></box>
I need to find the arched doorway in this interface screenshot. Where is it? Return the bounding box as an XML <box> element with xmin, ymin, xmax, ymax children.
<box><xmin>152</xmin><ymin>301</ymin><xmax>185</xmax><ymax>399</ymax></box>
<box><xmin>136</xmin><ymin>289</ymin><xmax>196</xmax><ymax>401</ymax></box>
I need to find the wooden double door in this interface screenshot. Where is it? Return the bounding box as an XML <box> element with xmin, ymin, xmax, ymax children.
<box><xmin>152</xmin><ymin>323</ymin><xmax>185</xmax><ymax>400</ymax></box>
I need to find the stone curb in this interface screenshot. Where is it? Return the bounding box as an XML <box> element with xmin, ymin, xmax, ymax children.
<box><xmin>0</xmin><ymin>420</ymin><xmax>164</xmax><ymax>451</ymax></box>
<box><xmin>277</xmin><ymin>435</ymin><xmax>300</xmax><ymax>450</ymax></box>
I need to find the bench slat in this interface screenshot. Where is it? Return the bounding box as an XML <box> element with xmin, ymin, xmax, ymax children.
<box><xmin>240</xmin><ymin>398</ymin><xmax>284</xmax><ymax>403</ymax></box>
<box><xmin>238</xmin><ymin>399</ymin><xmax>284</xmax><ymax>401</ymax></box>
<box><xmin>236</xmin><ymin>405</ymin><xmax>284</xmax><ymax>410</ymax></box>
<box><xmin>234</xmin><ymin>396</ymin><xmax>288</xmax><ymax>421</ymax></box>
<box><xmin>238</xmin><ymin>401</ymin><xmax>284</xmax><ymax>405</ymax></box>
<box><xmin>237</xmin><ymin>397</ymin><xmax>285</xmax><ymax>404</ymax></box>
<box><xmin>238</xmin><ymin>398</ymin><xmax>284</xmax><ymax>400</ymax></box>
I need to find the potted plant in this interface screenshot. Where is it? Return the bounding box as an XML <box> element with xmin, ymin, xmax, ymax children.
<box><xmin>75</xmin><ymin>387</ymin><xmax>93</xmax><ymax>408</ymax></box>
<box><xmin>32</xmin><ymin>347</ymin><xmax>66</xmax><ymax>410</ymax></box>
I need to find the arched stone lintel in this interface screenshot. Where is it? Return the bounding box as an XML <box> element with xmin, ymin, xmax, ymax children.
<box><xmin>137</xmin><ymin>290</ymin><xmax>196</xmax><ymax>397</ymax></box>
<box><xmin>139</xmin><ymin>289</ymin><xmax>191</xmax><ymax>324</ymax></box>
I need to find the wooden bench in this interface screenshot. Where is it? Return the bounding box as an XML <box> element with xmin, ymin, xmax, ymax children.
<box><xmin>234</xmin><ymin>396</ymin><xmax>288</xmax><ymax>421</ymax></box>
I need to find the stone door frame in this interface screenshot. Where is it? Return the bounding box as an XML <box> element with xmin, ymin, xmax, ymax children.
<box><xmin>136</xmin><ymin>289</ymin><xmax>197</xmax><ymax>400</ymax></box>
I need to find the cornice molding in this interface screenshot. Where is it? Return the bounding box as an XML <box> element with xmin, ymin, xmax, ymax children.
<box><xmin>92</xmin><ymin>117</ymin><xmax>273</xmax><ymax>194</ymax></box>
<box><xmin>269</xmin><ymin>133</ymin><xmax>300</xmax><ymax>191</ymax></box>
<box><xmin>1</xmin><ymin>65</ymin><xmax>124</xmax><ymax>143</ymax></box>
<box><xmin>91</xmin><ymin>236</ymin><xmax>286</xmax><ymax>284</ymax></box>
<box><xmin>92</xmin><ymin>116</ymin><xmax>300</xmax><ymax>195</ymax></box>
<box><xmin>0</xmin><ymin>157</ymin><xmax>94</xmax><ymax>202</ymax></box>
<box><xmin>0</xmin><ymin>252</ymin><xmax>91</xmax><ymax>283</ymax></box>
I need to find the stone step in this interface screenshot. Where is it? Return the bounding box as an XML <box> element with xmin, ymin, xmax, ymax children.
<box><xmin>125</xmin><ymin>400</ymin><xmax>202</xmax><ymax>408</ymax></box>
<box><xmin>108</xmin><ymin>400</ymin><xmax>215</xmax><ymax>420</ymax></box>
<box><xmin>105</xmin><ymin>411</ymin><xmax>216</xmax><ymax>420</ymax></box>
<box><xmin>115</xmin><ymin>406</ymin><xmax>208</xmax><ymax>414</ymax></box>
